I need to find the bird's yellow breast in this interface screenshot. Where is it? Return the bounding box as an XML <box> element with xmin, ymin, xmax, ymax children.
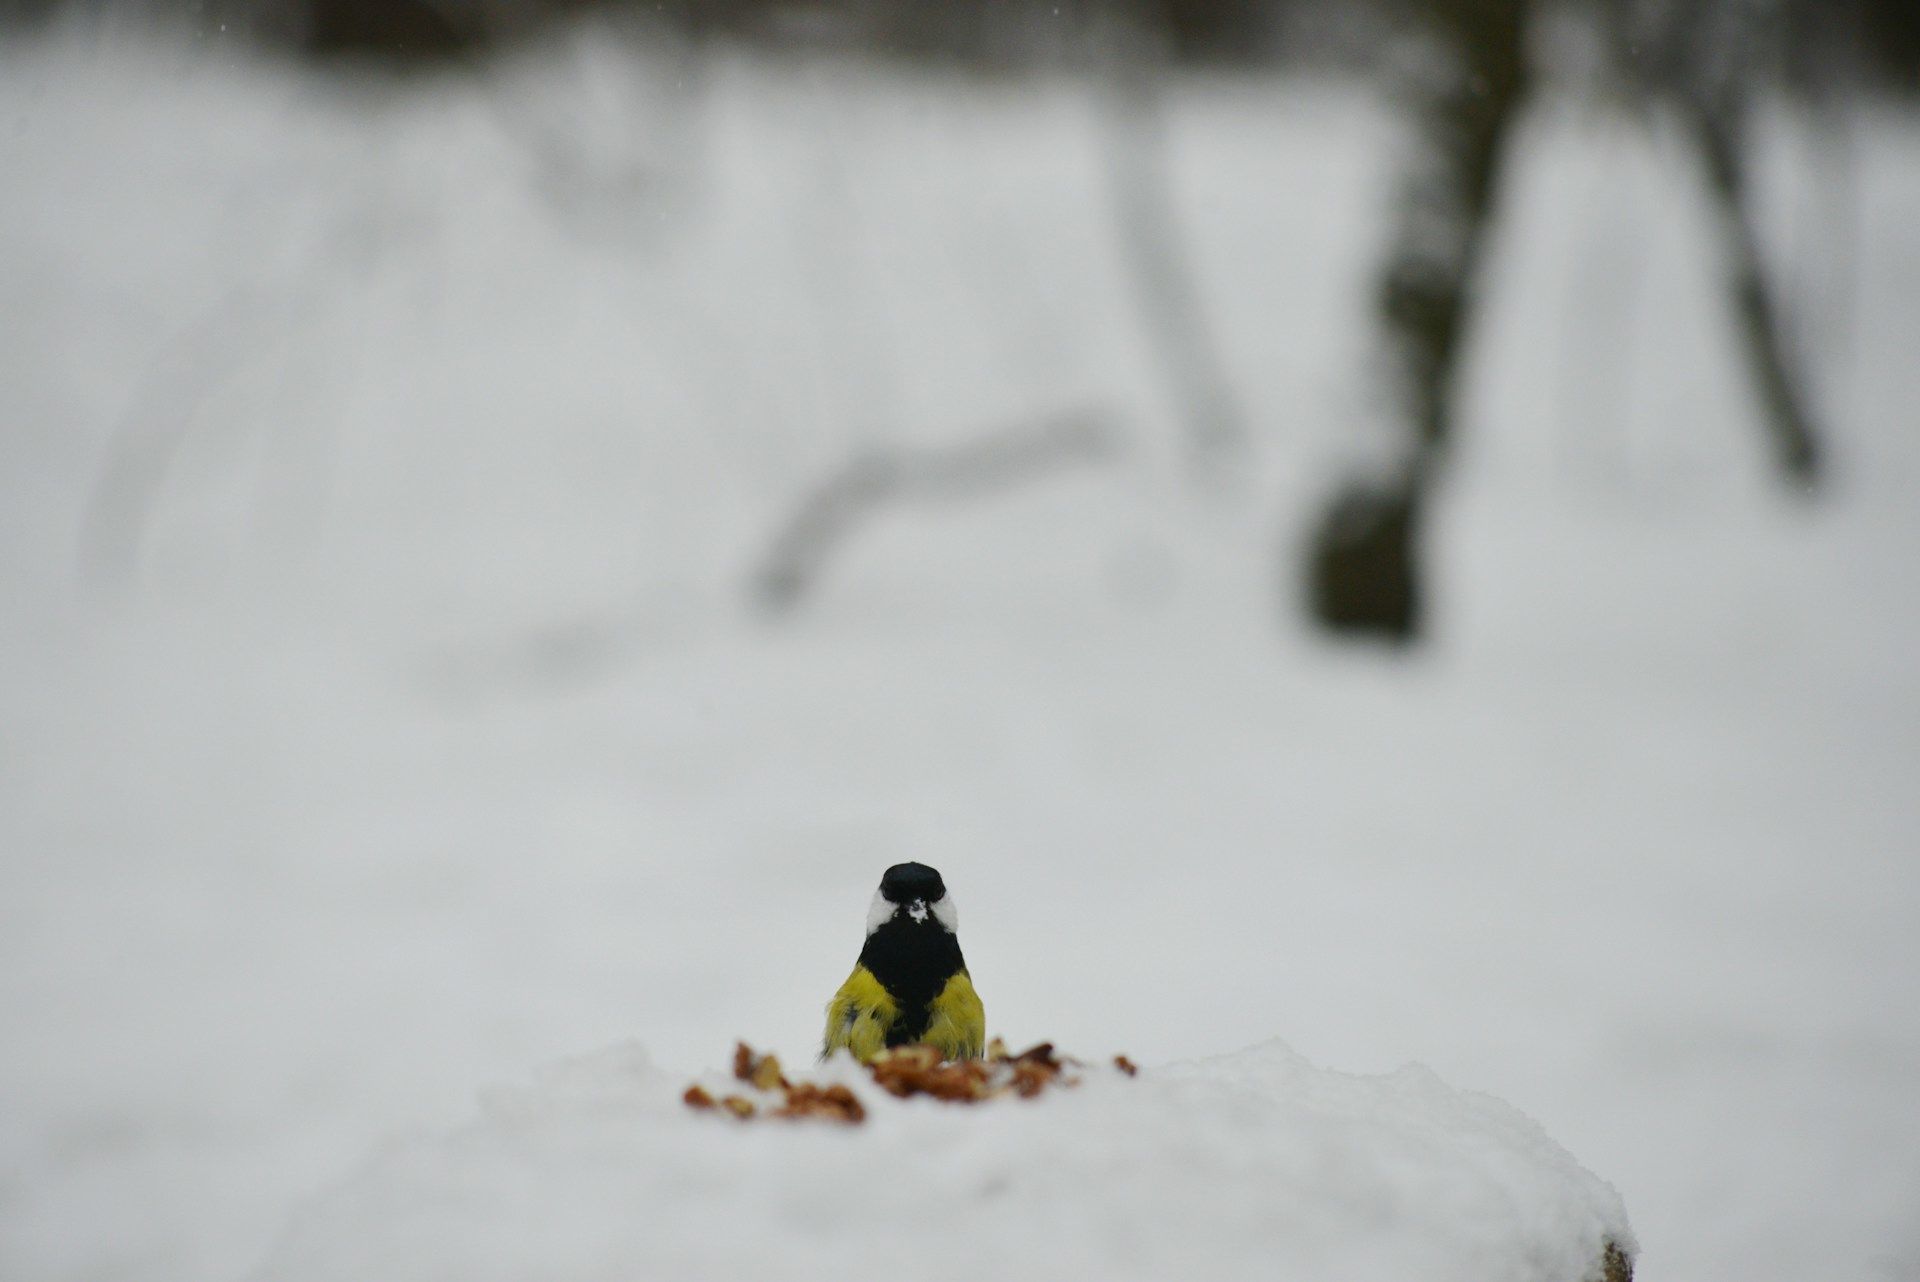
<box><xmin>823</xmin><ymin>965</ymin><xmax>984</xmax><ymax>1062</ymax></box>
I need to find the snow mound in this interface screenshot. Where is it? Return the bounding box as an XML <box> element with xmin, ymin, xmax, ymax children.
<box><xmin>254</xmin><ymin>1040</ymin><xmax>1634</xmax><ymax>1282</ymax></box>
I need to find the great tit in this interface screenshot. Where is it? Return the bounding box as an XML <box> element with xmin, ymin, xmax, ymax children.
<box><xmin>822</xmin><ymin>862</ymin><xmax>985</xmax><ymax>1062</ymax></box>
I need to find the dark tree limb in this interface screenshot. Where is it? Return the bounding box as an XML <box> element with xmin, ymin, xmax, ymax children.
<box><xmin>1304</xmin><ymin>0</ymin><xmax>1528</xmax><ymax>643</ymax></box>
<box><xmin>1304</xmin><ymin>0</ymin><xmax>1831</xmax><ymax>646</ymax></box>
<box><xmin>1305</xmin><ymin>476</ymin><xmax>1427</xmax><ymax>644</ymax></box>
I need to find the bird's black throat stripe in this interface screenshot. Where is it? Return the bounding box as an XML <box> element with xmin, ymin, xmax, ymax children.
<box><xmin>858</xmin><ymin>914</ymin><xmax>966</xmax><ymax>1046</ymax></box>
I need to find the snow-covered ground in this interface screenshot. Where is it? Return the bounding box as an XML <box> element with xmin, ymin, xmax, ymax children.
<box><xmin>2</xmin><ymin>22</ymin><xmax>1917</xmax><ymax>1282</ymax></box>
<box><xmin>255</xmin><ymin>1042</ymin><xmax>1634</xmax><ymax>1282</ymax></box>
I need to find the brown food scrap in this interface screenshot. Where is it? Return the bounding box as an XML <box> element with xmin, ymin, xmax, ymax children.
<box><xmin>866</xmin><ymin>1044</ymin><xmax>938</xmax><ymax>1098</ymax></box>
<box><xmin>1008</xmin><ymin>1058</ymin><xmax>1058</xmax><ymax>1098</ymax></box>
<box><xmin>1012</xmin><ymin>1041</ymin><xmax>1063</xmax><ymax>1067</ymax></box>
<box><xmin>1028</xmin><ymin>1042</ymin><xmax>1095</xmax><ymax>1095</ymax></box>
<box><xmin>876</xmin><ymin>1044</ymin><xmax>941</xmax><ymax>1071</ymax></box>
<box><xmin>925</xmin><ymin>1062</ymin><xmax>993</xmax><ymax>1102</ymax></box>
<box><xmin>732</xmin><ymin>1041</ymin><xmax>790</xmax><ymax>1092</ymax></box>
<box><xmin>867</xmin><ymin>1045</ymin><xmax>930</xmax><ymax>1098</ymax></box>
<box><xmin>693</xmin><ymin>1038</ymin><xmax>1117</xmax><ymax>1121</ymax></box>
<box><xmin>868</xmin><ymin>1044</ymin><xmax>993</xmax><ymax>1102</ymax></box>
<box><xmin>751</xmin><ymin>1054</ymin><xmax>787</xmax><ymax>1092</ymax></box>
<box><xmin>775</xmin><ymin>1083</ymin><xmax>867</xmax><ymax>1125</ymax></box>
<box><xmin>861</xmin><ymin>1040</ymin><xmax>1089</xmax><ymax>1102</ymax></box>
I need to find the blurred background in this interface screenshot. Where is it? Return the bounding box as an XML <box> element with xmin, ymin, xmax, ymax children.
<box><xmin>2</xmin><ymin>1</ymin><xmax>1917</xmax><ymax>1280</ymax></box>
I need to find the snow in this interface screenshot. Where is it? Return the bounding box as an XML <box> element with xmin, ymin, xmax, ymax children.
<box><xmin>255</xmin><ymin>1041</ymin><xmax>1632</xmax><ymax>1282</ymax></box>
<box><xmin>2</xmin><ymin>21</ymin><xmax>1919</xmax><ymax>1282</ymax></box>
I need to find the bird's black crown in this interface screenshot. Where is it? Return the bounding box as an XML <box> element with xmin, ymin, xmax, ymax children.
<box><xmin>879</xmin><ymin>861</ymin><xmax>946</xmax><ymax>904</ymax></box>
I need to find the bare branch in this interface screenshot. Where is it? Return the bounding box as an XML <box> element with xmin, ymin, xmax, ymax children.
<box><xmin>752</xmin><ymin>409</ymin><xmax>1120</xmax><ymax>614</ymax></box>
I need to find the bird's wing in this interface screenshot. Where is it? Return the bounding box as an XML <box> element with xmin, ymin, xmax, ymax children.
<box><xmin>922</xmin><ymin>969</ymin><xmax>986</xmax><ymax>1060</ymax></box>
<box><xmin>821</xmin><ymin>964</ymin><xmax>898</xmax><ymax>1062</ymax></box>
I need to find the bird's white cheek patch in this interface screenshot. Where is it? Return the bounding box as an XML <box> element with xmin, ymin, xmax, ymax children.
<box><xmin>865</xmin><ymin>890</ymin><xmax>894</xmax><ymax>936</ymax></box>
<box><xmin>931</xmin><ymin>894</ymin><xmax>958</xmax><ymax>933</ymax></box>
<box><xmin>866</xmin><ymin>888</ymin><xmax>959</xmax><ymax>934</ymax></box>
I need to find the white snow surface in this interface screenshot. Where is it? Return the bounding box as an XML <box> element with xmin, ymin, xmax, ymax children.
<box><xmin>256</xmin><ymin>1041</ymin><xmax>1632</xmax><ymax>1282</ymax></box>
<box><xmin>3</xmin><ymin>21</ymin><xmax>1920</xmax><ymax>1282</ymax></box>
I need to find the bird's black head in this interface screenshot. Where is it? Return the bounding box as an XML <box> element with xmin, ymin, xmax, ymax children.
<box><xmin>859</xmin><ymin>863</ymin><xmax>967</xmax><ymax>1021</ymax></box>
<box><xmin>879</xmin><ymin>862</ymin><xmax>946</xmax><ymax>905</ymax></box>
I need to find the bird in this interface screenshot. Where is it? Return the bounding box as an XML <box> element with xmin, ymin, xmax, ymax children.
<box><xmin>822</xmin><ymin>862</ymin><xmax>985</xmax><ymax>1063</ymax></box>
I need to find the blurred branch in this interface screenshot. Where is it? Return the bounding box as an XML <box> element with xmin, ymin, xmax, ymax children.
<box><xmin>78</xmin><ymin>286</ymin><xmax>304</xmax><ymax>590</ymax></box>
<box><xmin>1551</xmin><ymin>112</ymin><xmax>1643</xmax><ymax>491</ymax></box>
<box><xmin>752</xmin><ymin>409</ymin><xmax>1121</xmax><ymax>614</ymax></box>
<box><xmin>1604</xmin><ymin>0</ymin><xmax>1831</xmax><ymax>486</ymax></box>
<box><xmin>1681</xmin><ymin>95</ymin><xmax>1822</xmax><ymax>486</ymax></box>
<box><xmin>1792</xmin><ymin>55</ymin><xmax>1862</xmax><ymax>416</ymax></box>
<box><xmin>1090</xmin><ymin>3</ymin><xmax>1245</xmax><ymax>476</ymax></box>
<box><xmin>77</xmin><ymin>178</ymin><xmax>404</xmax><ymax>592</ymax></box>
